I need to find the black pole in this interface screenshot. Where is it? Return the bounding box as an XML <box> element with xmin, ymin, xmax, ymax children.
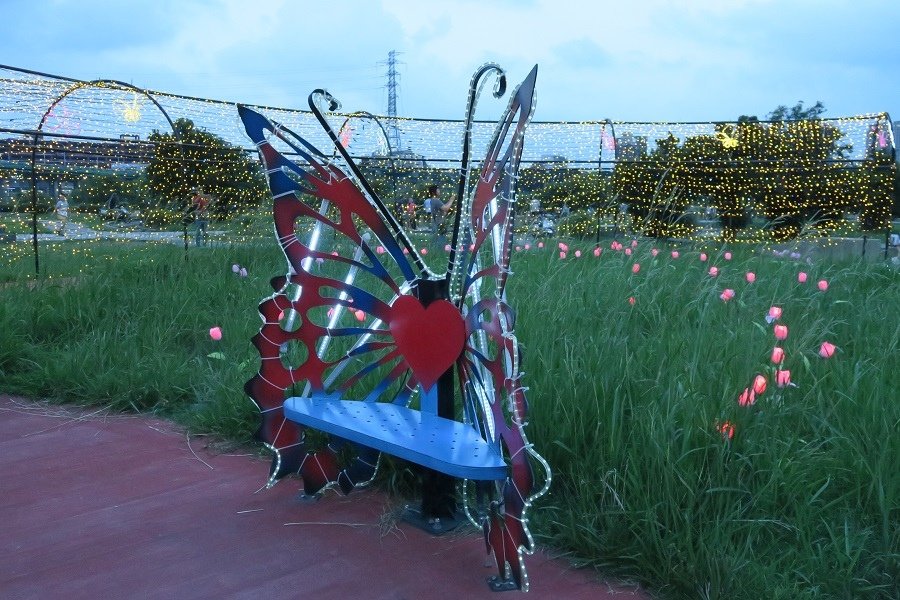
<box><xmin>415</xmin><ymin>277</ymin><xmax>457</xmax><ymax>522</ymax></box>
<box><xmin>29</xmin><ymin>132</ymin><xmax>40</xmax><ymax>275</ymax></box>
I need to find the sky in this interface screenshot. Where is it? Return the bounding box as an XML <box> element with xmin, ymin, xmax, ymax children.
<box><xmin>2</xmin><ymin>0</ymin><xmax>899</xmax><ymax>124</ymax></box>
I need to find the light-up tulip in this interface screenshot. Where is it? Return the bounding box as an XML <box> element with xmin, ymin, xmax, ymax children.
<box><xmin>768</xmin><ymin>306</ymin><xmax>783</xmax><ymax>320</ymax></box>
<box><xmin>403</xmin><ymin>248</ymin><xmax>409</xmax><ymax>255</ymax></box>
<box><xmin>331</xmin><ymin>251</ymin><xmax>339</xmax><ymax>256</ymax></box>
<box><xmin>632</xmin><ymin>263</ymin><xmax>640</xmax><ymax>273</ymax></box>
<box><xmin>575</xmin><ymin>250</ymin><xmax>582</xmax><ymax>258</ymax></box>
<box><xmin>420</xmin><ymin>248</ymin><xmax>428</xmax><ymax>255</ymax></box>
<box><xmin>817</xmin><ymin>280</ymin><xmax>828</xmax><ymax>291</ymax></box>
<box><xmin>724</xmin><ymin>252</ymin><xmax>732</xmax><ymax>260</ymax></box>
<box><xmin>327</xmin><ymin>307</ymin><xmax>335</xmax><ymax>318</ymax></box>
<box><xmin>355</xmin><ymin>309</ymin><xmax>366</xmax><ymax>322</ymax></box>
<box><xmin>631</xmin><ymin>240</ymin><xmax>638</xmax><ymax>248</ymax></box>
<box><xmin>209</xmin><ymin>327</ymin><xmax>222</xmax><ymax>341</ymax></box>
<box><xmin>774</xmin><ymin>324</ymin><xmax>788</xmax><ymax>340</ymax></box>
<box><xmin>752</xmin><ymin>375</ymin><xmax>767</xmax><ymax>395</ymax></box>
<box><xmin>538</xmin><ymin>242</ymin><xmax>544</xmax><ymax>248</ymax></box>
<box><xmin>776</xmin><ymin>370</ymin><xmax>791</xmax><ymax>388</ymax></box>
<box><xmin>524</xmin><ymin>244</ymin><xmax>531</xmax><ymax>250</ymax></box>
<box><xmin>444</xmin><ymin>244</ymin><xmax>451</xmax><ymax>252</ymax></box>
<box><xmin>231</xmin><ymin>264</ymin><xmax>240</xmax><ymax>273</ymax></box>
<box><xmin>515</xmin><ymin>245</ymin><xmax>521</xmax><ymax>252</ymax></box>
<box><xmin>628</xmin><ymin>296</ymin><xmax>636</xmax><ymax>306</ymax></box>
<box><xmin>559</xmin><ymin>251</ymin><xmax>567</xmax><ymax>259</ymax></box>
<box><xmin>376</xmin><ymin>246</ymin><xmax>385</xmax><ymax>254</ymax></box>
<box><xmin>718</xmin><ymin>421</ymin><xmax>735</xmax><ymax>440</ymax></box>
<box><xmin>671</xmin><ymin>250</ymin><xmax>679</xmax><ymax>259</ymax></box>
<box><xmin>700</xmin><ymin>253</ymin><xmax>708</xmax><ymax>262</ymax></box>
<box><xmin>277</xmin><ymin>310</ymin><xmax>285</xmax><ymax>321</ymax></box>
<box><xmin>625</xmin><ymin>248</ymin><xmax>632</xmax><ymax>256</ymax></box>
<box><xmin>738</xmin><ymin>388</ymin><xmax>756</xmax><ymax>407</ymax></box>
<box><xmin>771</xmin><ymin>347</ymin><xmax>785</xmax><ymax>364</ymax></box>
<box><xmin>651</xmin><ymin>248</ymin><xmax>659</xmax><ymax>257</ymax></box>
<box><xmin>593</xmin><ymin>247</ymin><xmax>601</xmax><ymax>257</ymax></box>
<box><xmin>746</xmin><ymin>272</ymin><xmax>756</xmax><ymax>283</ymax></box>
<box><xmin>798</xmin><ymin>272</ymin><xmax>808</xmax><ymax>283</ymax></box>
<box><xmin>315</xmin><ymin>257</ymin><xmax>325</xmax><ymax>264</ymax></box>
<box><xmin>720</xmin><ymin>288</ymin><xmax>735</xmax><ymax>301</ymax></box>
<box><xmin>709</xmin><ymin>266</ymin><xmax>719</xmax><ymax>277</ymax></box>
<box><xmin>558</xmin><ymin>242</ymin><xmax>569</xmax><ymax>252</ymax></box>
<box><xmin>819</xmin><ymin>341</ymin><xmax>836</xmax><ymax>358</ymax></box>
<box><xmin>239</xmin><ymin>268</ymin><xmax>247</xmax><ymax>277</ymax></box>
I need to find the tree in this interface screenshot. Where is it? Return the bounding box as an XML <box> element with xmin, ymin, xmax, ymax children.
<box><xmin>147</xmin><ymin>118</ymin><xmax>266</xmax><ymax>217</ymax></box>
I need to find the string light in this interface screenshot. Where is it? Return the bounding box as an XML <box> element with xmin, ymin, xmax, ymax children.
<box><xmin>0</xmin><ymin>63</ymin><xmax>896</xmax><ymax>276</ymax></box>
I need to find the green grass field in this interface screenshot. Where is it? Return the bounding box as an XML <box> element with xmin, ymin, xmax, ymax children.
<box><xmin>1</xmin><ymin>238</ymin><xmax>898</xmax><ymax>599</ymax></box>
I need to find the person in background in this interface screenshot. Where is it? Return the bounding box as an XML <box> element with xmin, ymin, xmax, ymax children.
<box><xmin>54</xmin><ymin>192</ymin><xmax>69</xmax><ymax>236</ymax></box>
<box><xmin>191</xmin><ymin>187</ymin><xmax>210</xmax><ymax>246</ymax></box>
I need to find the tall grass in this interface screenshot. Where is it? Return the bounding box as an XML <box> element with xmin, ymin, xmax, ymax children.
<box><xmin>1</xmin><ymin>239</ymin><xmax>898</xmax><ymax>599</ymax></box>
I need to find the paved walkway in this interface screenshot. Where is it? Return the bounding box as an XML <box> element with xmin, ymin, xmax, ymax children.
<box><xmin>0</xmin><ymin>395</ymin><xmax>649</xmax><ymax>600</ymax></box>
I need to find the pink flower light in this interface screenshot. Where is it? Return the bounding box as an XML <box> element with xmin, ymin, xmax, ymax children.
<box><xmin>718</xmin><ymin>421</ymin><xmax>735</xmax><ymax>440</ymax></box>
<box><xmin>376</xmin><ymin>246</ymin><xmax>385</xmax><ymax>254</ymax></box>
<box><xmin>776</xmin><ymin>370</ymin><xmax>791</xmax><ymax>388</ymax></box>
<box><xmin>738</xmin><ymin>388</ymin><xmax>756</xmax><ymax>407</ymax></box>
<box><xmin>746</xmin><ymin>272</ymin><xmax>756</xmax><ymax>283</ymax></box>
<box><xmin>625</xmin><ymin>248</ymin><xmax>632</xmax><ymax>256</ymax></box>
<box><xmin>720</xmin><ymin>288</ymin><xmax>735</xmax><ymax>301</ymax></box>
<box><xmin>724</xmin><ymin>252</ymin><xmax>732</xmax><ymax>260</ymax></box>
<box><xmin>767</xmin><ymin>306</ymin><xmax>783</xmax><ymax>322</ymax></box>
<box><xmin>515</xmin><ymin>245</ymin><xmax>521</xmax><ymax>252</ymax></box>
<box><xmin>632</xmin><ymin>263</ymin><xmax>640</xmax><ymax>273</ymax></box>
<box><xmin>559</xmin><ymin>251</ymin><xmax>567</xmax><ymax>259</ymax></box>
<box><xmin>752</xmin><ymin>375</ymin><xmax>767</xmax><ymax>395</ymax></box>
<box><xmin>628</xmin><ymin>296</ymin><xmax>636</xmax><ymax>306</ymax></box>
<box><xmin>444</xmin><ymin>244</ymin><xmax>451</xmax><ymax>252</ymax></box>
<box><xmin>774</xmin><ymin>324</ymin><xmax>788</xmax><ymax>340</ymax></box>
<box><xmin>817</xmin><ymin>280</ymin><xmax>828</xmax><ymax>292</ymax></box>
<box><xmin>593</xmin><ymin>247</ymin><xmax>601</xmax><ymax>257</ymax></box>
<box><xmin>671</xmin><ymin>250</ymin><xmax>679</xmax><ymax>259</ymax></box>
<box><xmin>209</xmin><ymin>327</ymin><xmax>222</xmax><ymax>341</ymax></box>
<box><xmin>819</xmin><ymin>341</ymin><xmax>836</xmax><ymax>358</ymax></box>
<box><xmin>575</xmin><ymin>250</ymin><xmax>582</xmax><ymax>258</ymax></box>
<box><xmin>771</xmin><ymin>347</ymin><xmax>785</xmax><ymax>364</ymax></box>
<box><xmin>709</xmin><ymin>266</ymin><xmax>719</xmax><ymax>277</ymax></box>
<box><xmin>631</xmin><ymin>240</ymin><xmax>638</xmax><ymax>248</ymax></box>
<box><xmin>524</xmin><ymin>244</ymin><xmax>531</xmax><ymax>250</ymax></box>
<box><xmin>355</xmin><ymin>309</ymin><xmax>366</xmax><ymax>322</ymax></box>
<box><xmin>798</xmin><ymin>272</ymin><xmax>808</xmax><ymax>283</ymax></box>
<box><xmin>558</xmin><ymin>242</ymin><xmax>569</xmax><ymax>252</ymax></box>
<box><xmin>421</xmin><ymin>248</ymin><xmax>428</xmax><ymax>255</ymax></box>
<box><xmin>538</xmin><ymin>242</ymin><xmax>544</xmax><ymax>249</ymax></box>
<box><xmin>651</xmin><ymin>248</ymin><xmax>659</xmax><ymax>257</ymax></box>
<box><xmin>700</xmin><ymin>253</ymin><xmax>708</xmax><ymax>262</ymax></box>
<box><xmin>331</xmin><ymin>251</ymin><xmax>339</xmax><ymax>256</ymax></box>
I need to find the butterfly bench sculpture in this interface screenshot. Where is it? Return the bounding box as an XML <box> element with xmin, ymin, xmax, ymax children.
<box><xmin>240</xmin><ymin>64</ymin><xmax>549</xmax><ymax>592</ymax></box>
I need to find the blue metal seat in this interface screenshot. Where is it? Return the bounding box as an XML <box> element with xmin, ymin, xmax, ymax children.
<box><xmin>283</xmin><ymin>393</ymin><xmax>506</xmax><ymax>481</ymax></box>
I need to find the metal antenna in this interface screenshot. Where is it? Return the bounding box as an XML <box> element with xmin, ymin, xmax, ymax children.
<box><xmin>379</xmin><ymin>50</ymin><xmax>403</xmax><ymax>150</ymax></box>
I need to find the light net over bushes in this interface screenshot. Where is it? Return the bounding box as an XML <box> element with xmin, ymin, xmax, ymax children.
<box><xmin>0</xmin><ymin>63</ymin><xmax>895</xmax><ymax>269</ymax></box>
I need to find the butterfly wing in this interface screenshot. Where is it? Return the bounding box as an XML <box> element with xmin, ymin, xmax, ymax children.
<box><xmin>239</xmin><ymin>105</ymin><xmax>425</xmax><ymax>492</ymax></box>
<box><xmin>451</xmin><ymin>66</ymin><xmax>551</xmax><ymax>591</ymax></box>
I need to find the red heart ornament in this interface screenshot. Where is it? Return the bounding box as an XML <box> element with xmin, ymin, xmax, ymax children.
<box><xmin>389</xmin><ymin>295</ymin><xmax>466</xmax><ymax>390</ymax></box>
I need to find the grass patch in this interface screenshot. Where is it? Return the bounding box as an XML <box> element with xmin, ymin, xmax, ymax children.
<box><xmin>1</xmin><ymin>238</ymin><xmax>898</xmax><ymax>599</ymax></box>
